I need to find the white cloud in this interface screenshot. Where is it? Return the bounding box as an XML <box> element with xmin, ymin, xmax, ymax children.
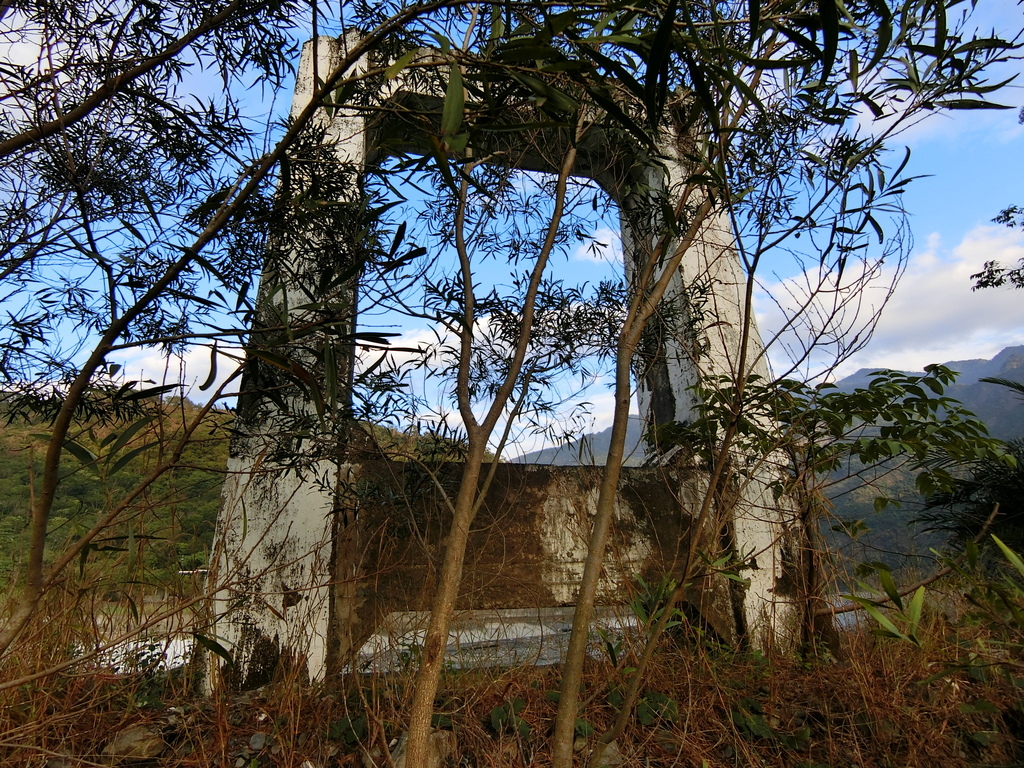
<box><xmin>757</xmin><ymin>225</ymin><xmax>1024</xmax><ymax>378</ymax></box>
<box><xmin>0</xmin><ymin>16</ymin><xmax>45</xmax><ymax>70</ymax></box>
<box><xmin>839</xmin><ymin>225</ymin><xmax>1024</xmax><ymax>373</ymax></box>
<box><xmin>113</xmin><ymin>344</ymin><xmax>245</xmax><ymax>404</ymax></box>
<box><xmin>571</xmin><ymin>226</ymin><xmax>623</xmax><ymax>265</ymax></box>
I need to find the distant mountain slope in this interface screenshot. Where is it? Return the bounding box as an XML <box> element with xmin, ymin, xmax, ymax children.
<box><xmin>837</xmin><ymin>345</ymin><xmax>1024</xmax><ymax>439</ymax></box>
<box><xmin>512</xmin><ymin>416</ymin><xmax>646</xmax><ymax>466</ymax></box>
<box><xmin>515</xmin><ymin>346</ymin><xmax>1024</xmax><ymax>465</ymax></box>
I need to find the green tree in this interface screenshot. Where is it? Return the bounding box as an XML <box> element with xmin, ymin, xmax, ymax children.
<box><xmin>921</xmin><ymin>378</ymin><xmax>1024</xmax><ymax>554</ymax></box>
<box><xmin>978</xmin><ymin>98</ymin><xmax>1024</xmax><ymax>290</ymax></box>
<box><xmin>976</xmin><ymin>202</ymin><xmax>1024</xmax><ymax>289</ymax></box>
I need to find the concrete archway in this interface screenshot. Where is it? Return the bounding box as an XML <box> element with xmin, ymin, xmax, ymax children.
<box><xmin>210</xmin><ymin>35</ymin><xmax>803</xmax><ymax>687</ymax></box>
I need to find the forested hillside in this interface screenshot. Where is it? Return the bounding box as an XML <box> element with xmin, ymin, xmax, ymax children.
<box><xmin>839</xmin><ymin>345</ymin><xmax>1024</xmax><ymax>440</ymax></box>
<box><xmin>0</xmin><ymin>399</ymin><xmax>230</xmax><ymax>584</ymax></box>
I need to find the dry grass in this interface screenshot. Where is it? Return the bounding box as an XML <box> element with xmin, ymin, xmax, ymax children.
<box><xmin>1</xmin><ymin>593</ymin><xmax>1022</xmax><ymax>768</ymax></box>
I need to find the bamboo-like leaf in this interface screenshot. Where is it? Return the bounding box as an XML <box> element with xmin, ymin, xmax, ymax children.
<box><xmin>250</xmin><ymin>348</ymin><xmax>295</xmax><ymax>372</ymax></box>
<box><xmin>817</xmin><ymin>0</ymin><xmax>840</xmax><ymax>81</ymax></box>
<box><xmin>930</xmin><ymin>3</ymin><xmax>947</xmax><ymax>57</ymax></box>
<box><xmin>119</xmin><ymin>383</ymin><xmax>179</xmax><ymax>402</ymax></box>
<box><xmin>748</xmin><ymin>0</ymin><xmax>760</xmax><ymax>38</ymax></box>
<box><xmin>324</xmin><ymin>342</ymin><xmax>337</xmax><ymax>410</ymax></box>
<box><xmin>193</xmin><ymin>632</ymin><xmax>234</xmax><ymax>666</ymax></box>
<box><xmin>849</xmin><ymin>596</ymin><xmax>910</xmax><ymax>642</ymax></box>
<box><xmin>109</xmin><ymin>442</ymin><xmax>158</xmax><ymax>476</ymax></box>
<box><xmin>938</xmin><ymin>99</ymin><xmax>1013</xmax><ymax>110</ymax></box>
<box><xmin>644</xmin><ymin>0</ymin><xmax>677</xmax><ymax>121</ymax></box>
<box><xmin>680</xmin><ymin>44</ymin><xmax>719</xmax><ymax>133</ymax></box>
<box><xmin>879</xmin><ymin>568</ymin><xmax>903</xmax><ymax>610</ymax></box>
<box><xmin>63</xmin><ymin>440</ymin><xmax>96</xmax><ymax>466</ymax></box>
<box><xmin>105</xmin><ymin>416</ymin><xmax>154</xmax><ymax>462</ymax></box>
<box><xmin>993</xmin><ymin>536</ymin><xmax>1024</xmax><ymax>580</ymax></box>
<box><xmin>446</xmin><ymin>131</ymin><xmax>470</xmax><ymax>153</ymax></box>
<box><xmin>441</xmin><ymin>64</ymin><xmax>464</xmax><ymax>137</ymax></box>
<box><xmin>387</xmin><ymin>221</ymin><xmax>407</xmax><ymax>260</ymax></box>
<box><xmin>117</xmin><ymin>219</ymin><xmax>145</xmax><ymax>243</ymax></box>
<box><xmin>954</xmin><ymin>37</ymin><xmax>1015</xmax><ymax>54</ymax></box>
<box><xmin>385</xmin><ymin>49</ymin><xmax>418</xmax><ymax>80</ymax></box>
<box><xmin>578</xmin><ymin>44</ymin><xmax>644</xmax><ymax>100</ymax></box>
<box><xmin>907</xmin><ymin>586</ymin><xmax>925</xmax><ymax>634</ymax></box>
<box><xmin>199</xmin><ymin>345</ymin><xmax>219</xmax><ymax>392</ymax></box>
<box><xmin>426</xmin><ymin>135</ymin><xmax>458</xmax><ymax>193</ymax></box>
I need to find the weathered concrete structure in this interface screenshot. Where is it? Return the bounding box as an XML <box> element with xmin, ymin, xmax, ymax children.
<box><xmin>210</xmin><ymin>35</ymin><xmax>805</xmax><ymax>687</ymax></box>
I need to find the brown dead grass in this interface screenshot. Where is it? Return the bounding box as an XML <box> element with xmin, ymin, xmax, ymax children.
<box><xmin>1</xmin><ymin>599</ymin><xmax>1022</xmax><ymax>767</ymax></box>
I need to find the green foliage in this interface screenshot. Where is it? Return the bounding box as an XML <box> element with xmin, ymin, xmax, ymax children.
<box><xmin>777</xmin><ymin>367</ymin><xmax>1010</xmax><ymax>499</ymax></box>
<box><xmin>854</xmin><ymin>535</ymin><xmax>1024</xmax><ymax>682</ymax></box>
<box><xmin>977</xmin><ymin>202</ymin><xmax>1024</xmax><ymax>290</ymax></box>
<box><xmin>919</xmin><ymin>376</ymin><xmax>1024</xmax><ymax>556</ymax></box>
<box><xmin>690</xmin><ymin>367</ymin><xmax>1012</xmax><ymax>513</ymax></box>
<box><xmin>847</xmin><ymin>580</ymin><xmax>926</xmax><ymax>646</ymax></box>
<box><xmin>488</xmin><ymin>698</ymin><xmax>531</xmax><ymax>738</ymax></box>
<box><xmin>943</xmin><ymin>537</ymin><xmax>1024</xmax><ymax>668</ymax></box>
<box><xmin>636</xmin><ymin>690</ymin><xmax>679</xmax><ymax>726</ymax></box>
<box><xmin>0</xmin><ymin>0</ymin><xmax>307</xmax><ymax>384</ymax></box>
<box><xmin>327</xmin><ymin>714</ymin><xmax>367</xmax><ymax>745</ymax></box>
<box><xmin>921</xmin><ymin>438</ymin><xmax>1024</xmax><ymax>552</ymax></box>
<box><xmin>573</xmin><ymin>717</ymin><xmax>595</xmax><ymax>738</ymax></box>
<box><xmin>607</xmin><ymin>686</ymin><xmax>679</xmax><ymax>726</ymax></box>
<box><xmin>732</xmin><ymin>696</ymin><xmax>811</xmax><ymax>750</ymax></box>
<box><xmin>0</xmin><ymin>399</ymin><xmax>228</xmax><ymax>583</ymax></box>
<box><xmin>628</xmin><ymin>574</ymin><xmax>683</xmax><ymax>631</ymax></box>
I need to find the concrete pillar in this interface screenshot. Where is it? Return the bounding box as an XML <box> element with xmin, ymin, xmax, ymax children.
<box><xmin>209</xmin><ymin>35</ymin><xmax>366</xmax><ymax>688</ymax></box>
<box><xmin>618</xmin><ymin>123</ymin><xmax>799</xmax><ymax>650</ymax></box>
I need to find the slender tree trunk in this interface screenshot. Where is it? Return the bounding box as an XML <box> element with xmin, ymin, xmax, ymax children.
<box><xmin>403</xmin><ymin>441</ymin><xmax>488</xmax><ymax>759</ymax></box>
<box><xmin>550</xmin><ymin>198</ymin><xmax>713</xmax><ymax>767</ymax></box>
<box><xmin>402</xmin><ymin>136</ymin><xmax>582</xmax><ymax>766</ymax></box>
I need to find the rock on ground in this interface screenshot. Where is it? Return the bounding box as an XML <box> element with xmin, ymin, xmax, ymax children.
<box><xmin>102</xmin><ymin>724</ymin><xmax>165</xmax><ymax>761</ymax></box>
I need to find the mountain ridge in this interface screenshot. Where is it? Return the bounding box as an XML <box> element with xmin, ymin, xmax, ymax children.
<box><xmin>514</xmin><ymin>345</ymin><xmax>1024</xmax><ymax>464</ymax></box>
<box><xmin>837</xmin><ymin>344</ymin><xmax>1024</xmax><ymax>440</ymax></box>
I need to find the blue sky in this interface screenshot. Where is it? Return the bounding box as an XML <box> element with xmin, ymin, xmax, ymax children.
<box><xmin>826</xmin><ymin>100</ymin><xmax>1024</xmax><ymax>375</ymax></box>
<box><xmin>805</xmin><ymin>2</ymin><xmax>1024</xmax><ymax>376</ymax></box>
<box><xmin>20</xmin><ymin>3</ymin><xmax>1016</xmax><ymax>438</ymax></box>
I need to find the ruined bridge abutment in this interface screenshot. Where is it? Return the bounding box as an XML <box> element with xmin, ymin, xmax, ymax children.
<box><xmin>210</xmin><ymin>35</ymin><xmax>804</xmax><ymax>688</ymax></box>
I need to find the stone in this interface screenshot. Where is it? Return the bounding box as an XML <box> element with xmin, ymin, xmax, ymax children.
<box><xmin>249</xmin><ymin>731</ymin><xmax>269</xmax><ymax>751</ymax></box>
<box><xmin>592</xmin><ymin>739</ymin><xmax>625</xmax><ymax>767</ymax></box>
<box><xmin>654</xmin><ymin>729</ymin><xmax>680</xmax><ymax>753</ymax></box>
<box><xmin>389</xmin><ymin>730</ymin><xmax>453</xmax><ymax>768</ymax></box>
<box><xmin>101</xmin><ymin>724</ymin><xmax>165</xmax><ymax>761</ymax></box>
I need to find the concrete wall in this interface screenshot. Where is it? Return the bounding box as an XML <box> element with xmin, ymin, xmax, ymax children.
<box><xmin>217</xmin><ymin>460</ymin><xmax>803</xmax><ymax>685</ymax></box>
